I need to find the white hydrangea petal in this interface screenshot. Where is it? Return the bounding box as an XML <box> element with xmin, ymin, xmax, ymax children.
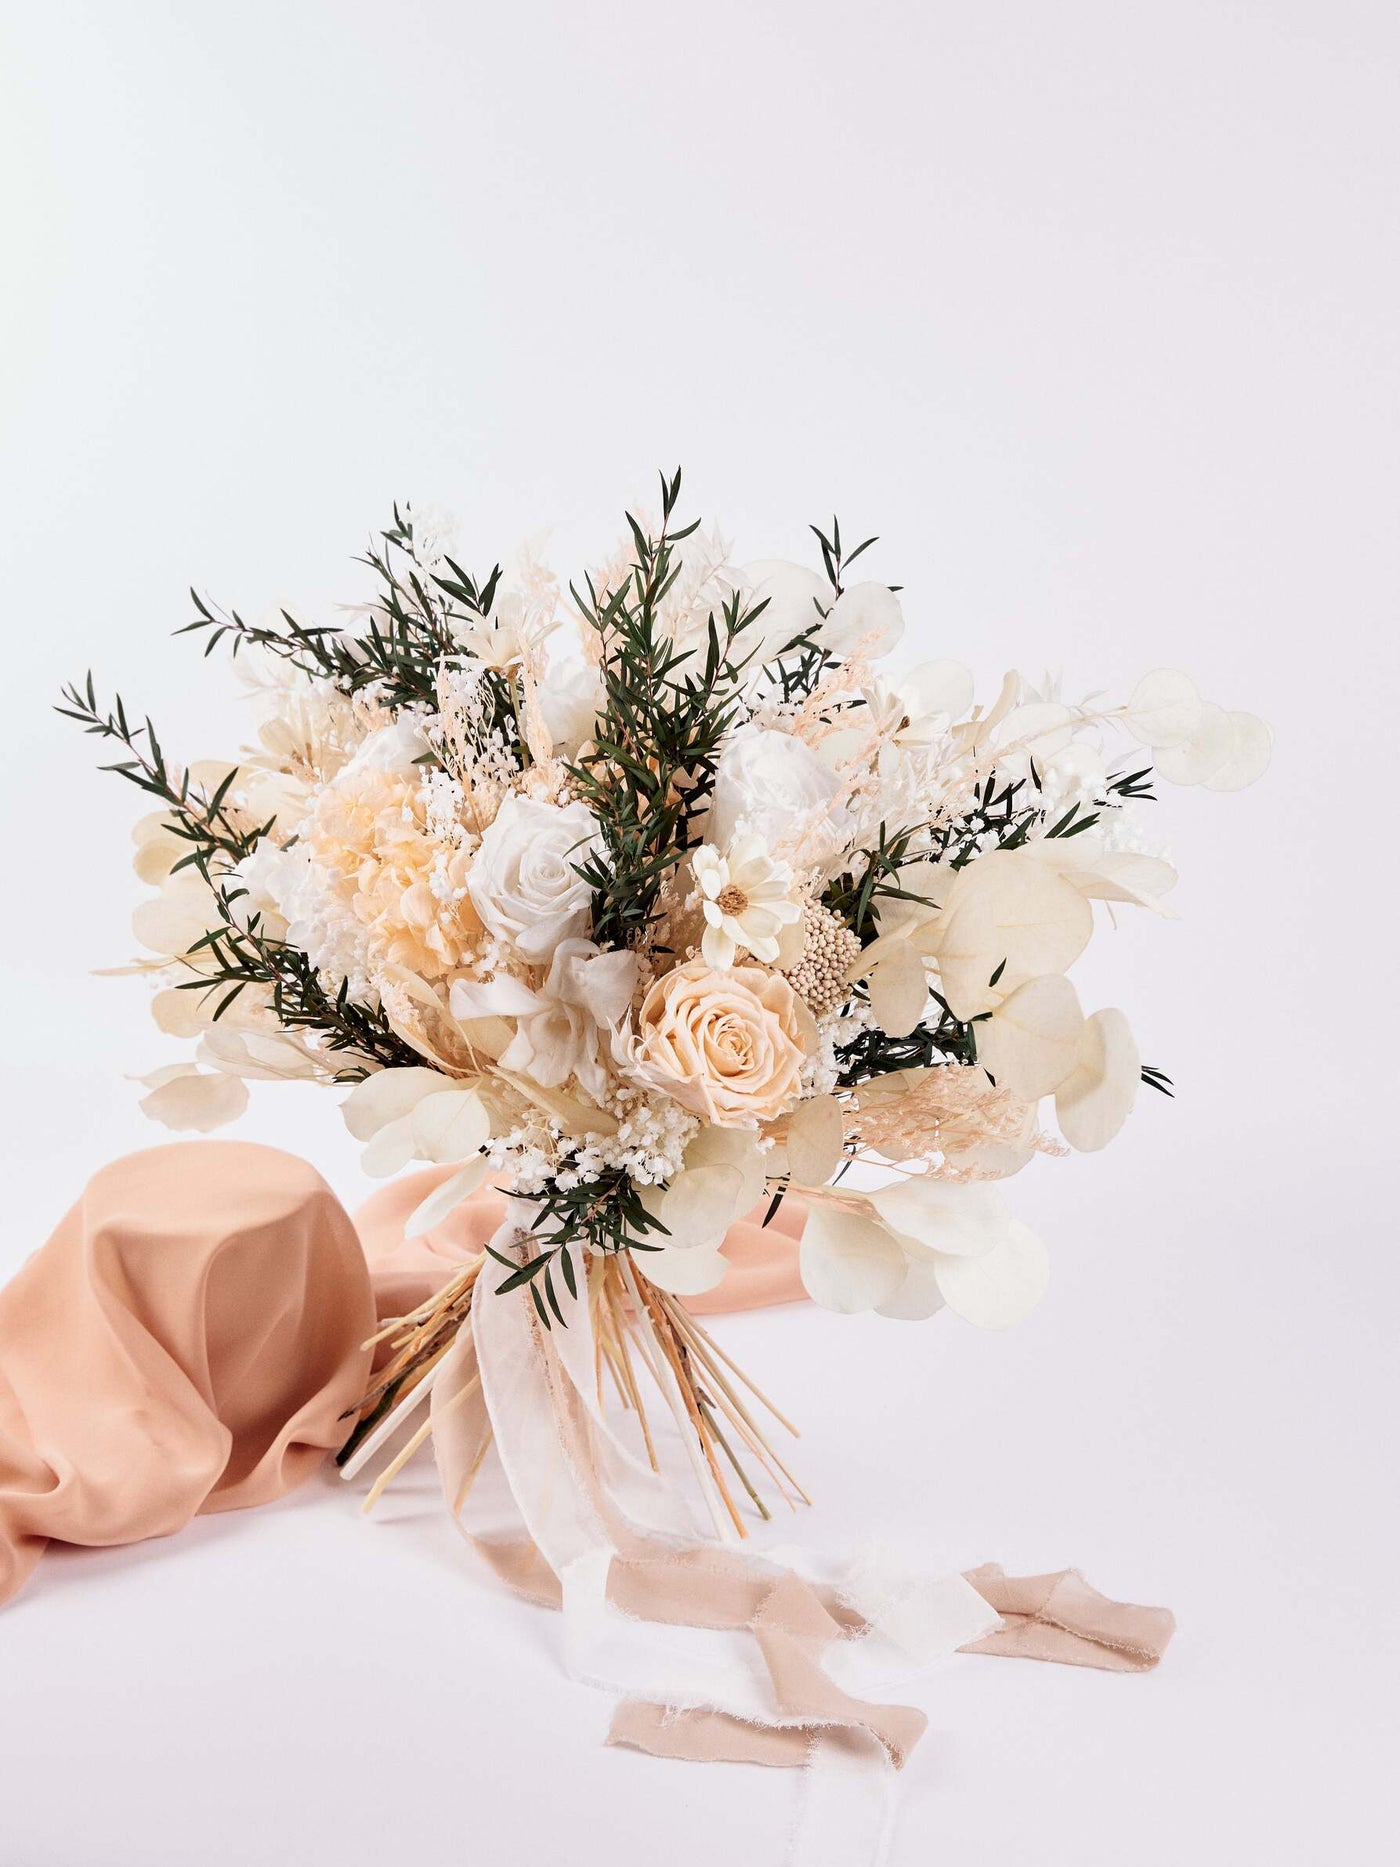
<box><xmin>867</xmin><ymin>1178</ymin><xmax>1010</xmax><ymax>1258</ymax></box>
<box><xmin>1055</xmin><ymin>1007</ymin><xmax>1140</xmax><ymax>1152</ymax></box>
<box><xmin>933</xmin><ymin>1219</ymin><xmax>1049</xmax><ymax>1329</ymax></box>
<box><xmin>975</xmin><ymin>973</ymin><xmax>1085</xmax><ymax>1099</ymax></box>
<box><xmin>868</xmin><ymin>941</ymin><xmax>929</xmax><ymax>1039</ymax></box>
<box><xmin>1153</xmin><ymin>701</ymin><xmax>1234</xmax><ymax>785</ymax></box>
<box><xmin>342</xmin><ymin>1066</ymin><xmax>447</xmax><ymax>1141</ymax></box>
<box><xmin>1200</xmin><ymin>710</ymin><xmax>1273</xmax><ymax>792</ymax></box>
<box><xmin>799</xmin><ymin>1205</ymin><xmax>907</xmax><ymax>1314</ymax></box>
<box><xmin>403</xmin><ymin>1159</ymin><xmax>490</xmax><ymax>1240</ymax></box>
<box><xmin>820</xmin><ymin>581</ymin><xmax>904</xmax><ymax>658</ymax></box>
<box><xmin>1124</xmin><ymin>669</ymin><xmax>1204</xmax><ymax>749</ymax></box>
<box><xmin>138</xmin><ymin>1067</ymin><xmax>249</xmax><ymax>1134</ymax></box>
<box><xmin>786</xmin><ymin>1094</ymin><xmax>845</xmax><ymax>1187</ymax></box>
<box><xmin>409</xmin><ymin>1088</ymin><xmax>491</xmax><ymax>1164</ymax></box>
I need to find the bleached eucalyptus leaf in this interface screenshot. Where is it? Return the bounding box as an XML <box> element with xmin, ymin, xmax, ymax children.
<box><xmin>659</xmin><ymin>1164</ymin><xmax>748</xmax><ymax>1248</ymax></box>
<box><xmin>639</xmin><ymin>1240</ymin><xmax>728</xmax><ymax>1296</ymax></box>
<box><xmin>1068</xmin><ymin>851</ymin><xmax>1179</xmax><ymax>914</ymax></box>
<box><xmin>821</xmin><ymin>581</ymin><xmax>904</xmax><ymax>658</ymax></box>
<box><xmin>403</xmin><ymin>1159</ymin><xmax>490</xmax><ymax>1240</ymax></box>
<box><xmin>901</xmin><ymin>659</ymin><xmax>975</xmax><ymax>722</ymax></box>
<box><xmin>786</xmin><ymin>1094</ymin><xmax>845</xmax><ymax>1187</ymax></box>
<box><xmin>798</xmin><ymin>1205</ymin><xmax>906</xmax><ymax>1314</ymax></box>
<box><xmin>1200</xmin><ymin>710</ymin><xmax>1272</xmax><ymax>792</ymax></box>
<box><xmin>874</xmin><ymin>1255</ymin><xmax>947</xmax><ymax>1321</ymax></box>
<box><xmin>138</xmin><ymin>1067</ymin><xmax>248</xmax><ymax>1134</ymax></box>
<box><xmin>1153</xmin><ymin>701</ymin><xmax>1234</xmax><ymax>785</ymax></box>
<box><xmin>932</xmin><ymin>1219</ymin><xmax>1049</xmax><ymax>1328</ymax></box>
<box><xmin>935</xmin><ymin>850</ymin><xmax>1093</xmax><ymax>1019</ymax></box>
<box><xmin>342</xmin><ymin>1066</ymin><xmax>446</xmax><ymax>1141</ymax></box>
<box><xmin>868</xmin><ymin>941</ymin><xmax>929</xmax><ymax>1038</ymax></box>
<box><xmin>867</xmin><ymin>1178</ymin><xmax>1010</xmax><ymax>1258</ymax></box>
<box><xmin>680</xmin><ymin>1124</ymin><xmax>767</xmax><ymax>1210</ymax></box>
<box><xmin>360</xmin><ymin>1114</ymin><xmax>418</xmax><ymax>1178</ymax></box>
<box><xmin>741</xmin><ymin>561</ymin><xmax>830</xmax><ymax>657</ymax></box>
<box><xmin>409</xmin><ymin>1088</ymin><xmax>491</xmax><ymax>1164</ymax></box>
<box><xmin>975</xmin><ymin>973</ymin><xmax>1085</xmax><ymax>1099</ymax></box>
<box><xmin>1055</xmin><ymin>1007</ymin><xmax>1140</xmax><ymax>1152</ymax></box>
<box><xmin>1124</xmin><ymin>669</ymin><xmax>1204</xmax><ymax>749</ymax></box>
<box><xmin>131</xmin><ymin>874</ymin><xmax>217</xmax><ymax>957</ymax></box>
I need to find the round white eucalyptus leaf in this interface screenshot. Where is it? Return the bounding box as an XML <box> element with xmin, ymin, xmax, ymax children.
<box><xmin>868</xmin><ymin>1177</ymin><xmax>1010</xmax><ymax>1257</ymax></box>
<box><xmin>933</xmin><ymin>1219</ymin><xmax>1049</xmax><ymax>1329</ymax></box>
<box><xmin>975</xmin><ymin>972</ymin><xmax>1085</xmax><ymax>1100</ymax></box>
<box><xmin>639</xmin><ymin>1240</ymin><xmax>728</xmax><ymax>1296</ymax></box>
<box><xmin>1200</xmin><ymin>710</ymin><xmax>1273</xmax><ymax>792</ymax></box>
<box><xmin>1055</xmin><ymin>1007</ymin><xmax>1140</xmax><ymax>1152</ymax></box>
<box><xmin>410</xmin><ymin>1089</ymin><xmax>491</xmax><ymax>1164</ymax></box>
<box><xmin>139</xmin><ymin>1068</ymin><xmax>249</xmax><ymax>1134</ymax></box>
<box><xmin>821</xmin><ymin>581</ymin><xmax>904</xmax><ymax>658</ymax></box>
<box><xmin>798</xmin><ymin>1205</ymin><xmax>907</xmax><ymax>1314</ymax></box>
<box><xmin>874</xmin><ymin>1254</ymin><xmax>947</xmax><ymax>1320</ymax></box>
<box><xmin>786</xmin><ymin>1094</ymin><xmax>845</xmax><ymax>1188</ymax></box>
<box><xmin>1124</xmin><ymin>668</ymin><xmax>1204</xmax><ymax>749</ymax></box>
<box><xmin>342</xmin><ymin>1066</ymin><xmax>446</xmax><ymax>1141</ymax></box>
<box><xmin>1152</xmin><ymin>701</ymin><xmax>1234</xmax><ymax>785</ymax></box>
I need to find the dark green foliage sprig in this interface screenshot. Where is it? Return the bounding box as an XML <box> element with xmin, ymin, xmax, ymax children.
<box><xmin>55</xmin><ymin>674</ymin><xmax>417</xmax><ymax>1074</ymax></box>
<box><xmin>827</xmin><ymin>763</ymin><xmax>1164</xmax><ymax>1091</ymax></box>
<box><xmin>566</xmin><ymin>469</ymin><xmax>774</xmax><ymax>951</ymax></box>
<box><xmin>179</xmin><ymin>506</ymin><xmax>519</xmax><ymax>737</ymax></box>
<box><xmin>483</xmin><ymin>1168</ymin><xmax>671</xmax><ymax>1330</ymax></box>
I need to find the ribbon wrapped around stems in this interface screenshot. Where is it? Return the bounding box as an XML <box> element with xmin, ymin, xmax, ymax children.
<box><xmin>0</xmin><ymin>1142</ymin><xmax>1174</xmax><ymax>1863</ymax></box>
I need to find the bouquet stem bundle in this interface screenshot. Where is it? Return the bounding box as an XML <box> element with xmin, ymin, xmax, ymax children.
<box><xmin>339</xmin><ymin>1256</ymin><xmax>806</xmax><ymax>1541</ymax></box>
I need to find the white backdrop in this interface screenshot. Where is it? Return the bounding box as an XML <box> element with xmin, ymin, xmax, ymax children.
<box><xmin>1</xmin><ymin>3</ymin><xmax>1396</xmax><ymax>1862</ymax></box>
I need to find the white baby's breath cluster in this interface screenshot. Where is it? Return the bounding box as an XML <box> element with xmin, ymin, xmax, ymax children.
<box><xmin>91</xmin><ymin>480</ymin><xmax>1268</xmax><ymax>1333</ymax></box>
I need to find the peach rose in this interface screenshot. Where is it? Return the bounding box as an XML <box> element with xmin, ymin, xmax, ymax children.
<box><xmin>633</xmin><ymin>960</ymin><xmax>811</xmax><ymax>1125</ymax></box>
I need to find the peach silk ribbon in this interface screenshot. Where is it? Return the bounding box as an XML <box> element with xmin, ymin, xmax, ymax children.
<box><xmin>0</xmin><ymin>1142</ymin><xmax>1174</xmax><ymax>1699</ymax></box>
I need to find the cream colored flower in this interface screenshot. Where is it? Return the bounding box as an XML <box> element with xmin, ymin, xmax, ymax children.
<box><xmin>632</xmin><ymin>959</ymin><xmax>811</xmax><ymax>1126</ymax></box>
<box><xmin>466</xmin><ymin>792</ymin><xmax>600</xmax><ymax>963</ymax></box>
<box><xmin>692</xmin><ymin>835</ymin><xmax>801</xmax><ymax>970</ymax></box>
<box><xmin>449</xmin><ymin>939</ymin><xmax>637</xmax><ymax>1102</ymax></box>
<box><xmin>303</xmin><ymin>765</ymin><xmax>482</xmax><ymax>981</ymax></box>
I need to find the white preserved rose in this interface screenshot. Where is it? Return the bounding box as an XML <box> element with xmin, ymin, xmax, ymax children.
<box><xmin>709</xmin><ymin>725</ymin><xmax>852</xmax><ymax>854</ymax></box>
<box><xmin>466</xmin><ymin>792</ymin><xmax>601</xmax><ymax>962</ymax></box>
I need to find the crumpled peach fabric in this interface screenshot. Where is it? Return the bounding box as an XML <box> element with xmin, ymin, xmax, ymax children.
<box><xmin>0</xmin><ymin>1142</ymin><xmax>375</xmax><ymax>1607</ymax></box>
<box><xmin>0</xmin><ymin>1149</ymin><xmax>804</xmax><ymax>1609</ymax></box>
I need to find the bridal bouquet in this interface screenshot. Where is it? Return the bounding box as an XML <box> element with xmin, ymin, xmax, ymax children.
<box><xmin>62</xmin><ymin>471</ymin><xmax>1267</xmax><ymax>1532</ymax></box>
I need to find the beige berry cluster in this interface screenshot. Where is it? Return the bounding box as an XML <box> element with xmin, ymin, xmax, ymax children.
<box><xmin>784</xmin><ymin>902</ymin><xmax>861</xmax><ymax>1016</ymax></box>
